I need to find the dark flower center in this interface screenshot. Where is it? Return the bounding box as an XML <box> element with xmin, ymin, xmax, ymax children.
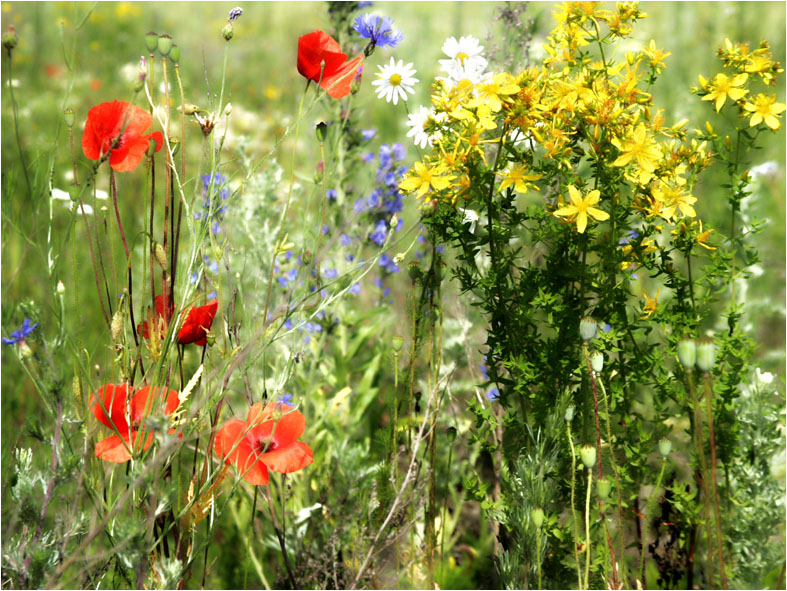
<box><xmin>254</xmin><ymin>436</ymin><xmax>278</xmax><ymax>454</ymax></box>
<box><xmin>102</xmin><ymin>133</ymin><xmax>125</xmax><ymax>155</ymax></box>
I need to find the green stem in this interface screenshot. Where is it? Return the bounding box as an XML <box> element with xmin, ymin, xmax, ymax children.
<box><xmin>639</xmin><ymin>458</ymin><xmax>667</xmax><ymax>586</ymax></box>
<box><xmin>536</xmin><ymin>526</ymin><xmax>542</xmax><ymax>590</ymax></box>
<box><xmin>243</xmin><ymin>487</ymin><xmax>259</xmax><ymax>589</ymax></box>
<box><xmin>584</xmin><ymin>468</ymin><xmax>593</xmax><ymax>589</ymax></box>
<box><xmin>567</xmin><ymin>421</ymin><xmax>583</xmax><ymax>589</ymax></box>
<box><xmin>5</xmin><ymin>49</ymin><xmax>32</xmax><ymax>196</ymax></box>
<box><xmin>704</xmin><ymin>372</ymin><xmax>728</xmax><ymax>589</ymax></box>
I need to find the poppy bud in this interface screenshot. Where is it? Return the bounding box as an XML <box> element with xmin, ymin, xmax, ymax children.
<box><xmin>63</xmin><ymin>107</ymin><xmax>75</xmax><ymax>128</ymax></box>
<box><xmin>224</xmin><ymin>102</ymin><xmax>232</xmax><ymax>116</ymax></box>
<box><xmin>596</xmin><ymin>476</ymin><xmax>611</xmax><ymax>500</ymax></box>
<box><xmin>658</xmin><ymin>438</ymin><xmax>672</xmax><ymax>458</ymax></box>
<box><xmin>446</xmin><ymin>426</ymin><xmax>457</xmax><ymax>443</ymax></box>
<box><xmin>169</xmin><ymin>44</ymin><xmax>180</xmax><ymax>64</ymax></box>
<box><xmin>205</xmin><ymin>333</ymin><xmax>216</xmax><ymax>346</ymax></box>
<box><xmin>579</xmin><ymin>444</ymin><xmax>597</xmax><ymax>469</ymax></box>
<box><xmin>154</xmin><ymin>243</ymin><xmax>168</xmax><ymax>270</ymax></box>
<box><xmin>3</xmin><ymin>26</ymin><xmax>18</xmax><ymax>53</ymax></box>
<box><xmin>302</xmin><ymin>250</ymin><xmax>313</xmax><ymax>266</ymax></box>
<box><xmin>179</xmin><ymin>103</ymin><xmax>200</xmax><ymax>115</ymax></box>
<box><xmin>315</xmin><ymin>121</ymin><xmax>328</xmax><ymax>143</ymax></box>
<box><xmin>221</xmin><ymin>23</ymin><xmax>234</xmax><ymax>41</ymax></box>
<box><xmin>696</xmin><ymin>336</ymin><xmax>715</xmax><ymax>373</ymax></box>
<box><xmin>565</xmin><ymin>405</ymin><xmax>575</xmax><ymax>424</ymax></box>
<box><xmin>392</xmin><ymin>335</ymin><xmax>404</xmax><ymax>354</ymax></box>
<box><xmin>145</xmin><ymin>31</ymin><xmax>159</xmax><ymax>53</ymax></box>
<box><xmin>531</xmin><ymin>507</ymin><xmax>545</xmax><ymax>529</ymax></box>
<box><xmin>677</xmin><ymin>338</ymin><xmax>696</xmax><ymax>369</ymax></box>
<box><xmin>56</xmin><ymin>280</ymin><xmax>65</xmax><ymax>296</ymax></box>
<box><xmin>590</xmin><ymin>350</ymin><xmax>604</xmax><ymax>373</ymax></box>
<box><xmin>579</xmin><ymin>317</ymin><xmax>597</xmax><ymax>341</ymax></box>
<box><xmin>157</xmin><ymin>34</ymin><xmax>173</xmax><ymax>57</ymax></box>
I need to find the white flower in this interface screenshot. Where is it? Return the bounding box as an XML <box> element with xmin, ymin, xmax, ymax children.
<box><xmin>439</xmin><ymin>35</ymin><xmax>486</xmax><ymax>70</ymax></box>
<box><xmin>371</xmin><ymin>57</ymin><xmax>418</xmax><ymax>105</ymax></box>
<box><xmin>52</xmin><ymin>188</ymin><xmax>71</xmax><ymax>201</ymax></box>
<box><xmin>459</xmin><ymin>207</ymin><xmax>479</xmax><ymax>232</ymax></box>
<box><xmin>405</xmin><ymin>105</ymin><xmax>444</xmax><ymax>149</ymax></box>
<box><xmin>756</xmin><ymin>367</ymin><xmax>774</xmax><ymax>386</ymax></box>
<box><xmin>749</xmin><ymin>160</ymin><xmax>779</xmax><ymax>179</ymax></box>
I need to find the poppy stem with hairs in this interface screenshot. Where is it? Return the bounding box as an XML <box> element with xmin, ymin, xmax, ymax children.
<box><xmin>261</xmin><ymin>79</ymin><xmax>310</xmax><ymax>335</ymax></box>
<box><xmin>242</xmin><ymin>486</ymin><xmax>259</xmax><ymax>589</ymax></box>
<box><xmin>111</xmin><ymin>170</ymin><xmax>140</xmax><ymax>350</ymax></box>
<box><xmin>266</xmin><ymin>482</ymin><xmax>297</xmax><ymax>589</ymax></box>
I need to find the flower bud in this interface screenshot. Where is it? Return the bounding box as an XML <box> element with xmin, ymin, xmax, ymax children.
<box><xmin>205</xmin><ymin>332</ymin><xmax>216</xmax><ymax>346</ymax></box>
<box><xmin>179</xmin><ymin>103</ymin><xmax>200</xmax><ymax>115</ymax></box>
<box><xmin>531</xmin><ymin>507</ymin><xmax>545</xmax><ymax>529</ymax></box>
<box><xmin>169</xmin><ymin>136</ymin><xmax>181</xmax><ymax>157</ymax></box>
<box><xmin>408</xmin><ymin>262</ymin><xmax>422</xmax><ymax>283</ymax></box>
<box><xmin>169</xmin><ymin>44</ymin><xmax>180</xmax><ymax>64</ymax></box>
<box><xmin>221</xmin><ymin>23</ymin><xmax>234</xmax><ymax>41</ymax></box>
<box><xmin>18</xmin><ymin>340</ymin><xmax>33</xmax><ymax>359</ymax></box>
<box><xmin>658</xmin><ymin>438</ymin><xmax>672</xmax><ymax>458</ymax></box>
<box><xmin>73</xmin><ymin>375</ymin><xmax>83</xmax><ymax>412</ymax></box>
<box><xmin>3</xmin><ymin>26</ymin><xmax>18</xmax><ymax>53</ymax></box>
<box><xmin>223</xmin><ymin>102</ymin><xmax>232</xmax><ymax>116</ymax></box>
<box><xmin>392</xmin><ymin>335</ymin><xmax>404</xmax><ymax>354</ymax></box>
<box><xmin>56</xmin><ymin>280</ymin><xmax>65</xmax><ymax>296</ymax></box>
<box><xmin>111</xmin><ymin>307</ymin><xmax>124</xmax><ymax>341</ymax></box>
<box><xmin>302</xmin><ymin>250</ymin><xmax>313</xmax><ymax>266</ymax></box>
<box><xmin>315</xmin><ymin>121</ymin><xmax>328</xmax><ymax>143</ymax></box>
<box><xmin>446</xmin><ymin>426</ymin><xmax>457</xmax><ymax>443</ymax></box>
<box><xmin>154</xmin><ymin>243</ymin><xmax>168</xmax><ymax>270</ymax></box>
<box><xmin>145</xmin><ymin>31</ymin><xmax>159</xmax><ymax>53</ymax></box>
<box><xmin>228</xmin><ymin>7</ymin><xmax>243</xmax><ymax>22</ymax></box>
<box><xmin>579</xmin><ymin>444</ymin><xmax>597</xmax><ymax>469</ymax></box>
<box><xmin>590</xmin><ymin>350</ymin><xmax>604</xmax><ymax>373</ymax></box>
<box><xmin>63</xmin><ymin>107</ymin><xmax>75</xmax><ymax>128</ymax></box>
<box><xmin>596</xmin><ymin>476</ymin><xmax>611</xmax><ymax>500</ymax></box>
<box><xmin>564</xmin><ymin>405</ymin><xmax>575</xmax><ymax>424</ymax></box>
<box><xmin>677</xmin><ymin>338</ymin><xmax>696</xmax><ymax>369</ymax></box>
<box><xmin>579</xmin><ymin>317</ymin><xmax>597</xmax><ymax>341</ymax></box>
<box><xmin>157</xmin><ymin>34</ymin><xmax>173</xmax><ymax>57</ymax></box>
<box><xmin>696</xmin><ymin>336</ymin><xmax>716</xmax><ymax>373</ymax></box>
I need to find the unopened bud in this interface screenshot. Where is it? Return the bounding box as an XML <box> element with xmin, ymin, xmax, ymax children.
<box><xmin>111</xmin><ymin>307</ymin><xmax>124</xmax><ymax>341</ymax></box>
<box><xmin>446</xmin><ymin>426</ymin><xmax>457</xmax><ymax>443</ymax></box>
<box><xmin>3</xmin><ymin>26</ymin><xmax>18</xmax><ymax>53</ymax></box>
<box><xmin>18</xmin><ymin>340</ymin><xmax>33</xmax><ymax>359</ymax></box>
<box><xmin>221</xmin><ymin>23</ymin><xmax>234</xmax><ymax>41</ymax></box>
<box><xmin>154</xmin><ymin>243</ymin><xmax>168</xmax><ymax>270</ymax></box>
<box><xmin>302</xmin><ymin>250</ymin><xmax>313</xmax><ymax>265</ymax></box>
<box><xmin>696</xmin><ymin>336</ymin><xmax>715</xmax><ymax>373</ymax></box>
<box><xmin>223</xmin><ymin>102</ymin><xmax>232</xmax><ymax>116</ymax></box>
<box><xmin>315</xmin><ymin>121</ymin><xmax>328</xmax><ymax>143</ymax></box>
<box><xmin>597</xmin><ymin>477</ymin><xmax>611</xmax><ymax>500</ymax></box>
<box><xmin>145</xmin><ymin>31</ymin><xmax>159</xmax><ymax>53</ymax></box>
<box><xmin>205</xmin><ymin>333</ymin><xmax>216</xmax><ymax>346</ymax></box>
<box><xmin>169</xmin><ymin>136</ymin><xmax>181</xmax><ymax>156</ymax></box>
<box><xmin>565</xmin><ymin>405</ymin><xmax>575</xmax><ymax>424</ymax></box>
<box><xmin>56</xmin><ymin>280</ymin><xmax>65</xmax><ymax>296</ymax></box>
<box><xmin>179</xmin><ymin>103</ymin><xmax>200</xmax><ymax>115</ymax></box>
<box><xmin>658</xmin><ymin>438</ymin><xmax>672</xmax><ymax>458</ymax></box>
<box><xmin>579</xmin><ymin>444</ymin><xmax>597</xmax><ymax>469</ymax></box>
<box><xmin>148</xmin><ymin>138</ymin><xmax>158</xmax><ymax>156</ymax></box>
<box><xmin>677</xmin><ymin>338</ymin><xmax>696</xmax><ymax>369</ymax></box>
<box><xmin>157</xmin><ymin>34</ymin><xmax>173</xmax><ymax>57</ymax></box>
<box><xmin>531</xmin><ymin>507</ymin><xmax>545</xmax><ymax>529</ymax></box>
<box><xmin>408</xmin><ymin>262</ymin><xmax>422</xmax><ymax>283</ymax></box>
<box><xmin>580</xmin><ymin>317</ymin><xmax>597</xmax><ymax>341</ymax></box>
<box><xmin>589</xmin><ymin>350</ymin><xmax>604</xmax><ymax>373</ymax></box>
<box><xmin>392</xmin><ymin>335</ymin><xmax>404</xmax><ymax>354</ymax></box>
<box><xmin>390</xmin><ymin>214</ymin><xmax>400</xmax><ymax>230</ymax></box>
<box><xmin>63</xmin><ymin>107</ymin><xmax>75</xmax><ymax>128</ymax></box>
<box><xmin>169</xmin><ymin>44</ymin><xmax>180</xmax><ymax>64</ymax></box>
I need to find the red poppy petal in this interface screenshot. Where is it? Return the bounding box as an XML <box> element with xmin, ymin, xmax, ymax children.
<box><xmin>214</xmin><ymin>419</ymin><xmax>251</xmax><ymax>465</ymax></box>
<box><xmin>261</xmin><ymin>441</ymin><xmax>313</xmax><ymax>474</ymax></box>
<box><xmin>90</xmin><ymin>383</ymin><xmax>132</xmax><ymax>433</ymax></box>
<box><xmin>82</xmin><ymin>101</ymin><xmax>126</xmax><ymax>161</ymax></box>
<box><xmin>148</xmin><ymin>131</ymin><xmax>164</xmax><ymax>153</ymax></box>
<box><xmin>247</xmin><ymin>402</ymin><xmax>305</xmax><ymax>448</ymax></box>
<box><xmin>320</xmin><ymin>54</ymin><xmax>363</xmax><ymax>99</ymax></box>
<box><xmin>297</xmin><ymin>30</ymin><xmax>347</xmax><ymax>82</ymax></box>
<box><xmin>95</xmin><ymin>430</ymin><xmax>153</xmax><ymax>463</ymax></box>
<box><xmin>129</xmin><ymin>386</ymin><xmax>180</xmax><ymax>423</ymax></box>
<box><xmin>237</xmin><ymin>452</ymin><xmax>269</xmax><ymax>486</ymax></box>
<box><xmin>177</xmin><ymin>300</ymin><xmax>219</xmax><ymax>345</ymax></box>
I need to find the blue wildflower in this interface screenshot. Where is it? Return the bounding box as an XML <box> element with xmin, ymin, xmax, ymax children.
<box><xmin>349</xmin><ymin>282</ymin><xmax>361</xmax><ymax>295</ymax></box>
<box><xmin>362</xmin><ymin>152</ymin><xmax>375</xmax><ymax>163</ymax></box>
<box><xmin>486</xmin><ymin>387</ymin><xmax>500</xmax><ymax>402</ymax></box>
<box><xmin>391</xmin><ymin>143</ymin><xmax>406</xmax><ymax>161</ymax></box>
<box><xmin>369</xmin><ymin>219</ymin><xmax>387</xmax><ymax>245</ymax></box>
<box><xmin>340</xmin><ymin>233</ymin><xmax>353</xmax><ymax>247</ymax></box>
<box><xmin>278</xmin><ymin>393</ymin><xmax>294</xmax><ymax>405</ymax></box>
<box><xmin>324</xmin><ymin>267</ymin><xmax>338</xmax><ymax>279</ymax></box>
<box><xmin>353</xmin><ymin>197</ymin><xmax>367</xmax><ymax>215</ymax></box>
<box><xmin>2</xmin><ymin>318</ymin><xmax>37</xmax><ymax>345</ymax></box>
<box><xmin>353</xmin><ymin>13</ymin><xmax>403</xmax><ymax>50</ymax></box>
<box><xmin>326</xmin><ymin>189</ymin><xmax>338</xmax><ymax>200</ymax></box>
<box><xmin>361</xmin><ymin>129</ymin><xmax>377</xmax><ymax>141</ymax></box>
<box><xmin>367</xmin><ymin>189</ymin><xmax>382</xmax><ymax>208</ymax></box>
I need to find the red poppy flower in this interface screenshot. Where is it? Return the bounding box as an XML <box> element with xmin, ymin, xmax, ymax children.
<box><xmin>297</xmin><ymin>30</ymin><xmax>363</xmax><ymax>99</ymax></box>
<box><xmin>82</xmin><ymin>100</ymin><xmax>164</xmax><ymax>172</ymax></box>
<box><xmin>90</xmin><ymin>383</ymin><xmax>180</xmax><ymax>463</ymax></box>
<box><xmin>177</xmin><ymin>300</ymin><xmax>219</xmax><ymax>346</ymax></box>
<box><xmin>137</xmin><ymin>294</ymin><xmax>173</xmax><ymax>339</ymax></box>
<box><xmin>214</xmin><ymin>402</ymin><xmax>313</xmax><ymax>486</ymax></box>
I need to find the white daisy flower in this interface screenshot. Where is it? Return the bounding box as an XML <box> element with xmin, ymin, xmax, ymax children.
<box><xmin>406</xmin><ymin>105</ymin><xmax>445</xmax><ymax>149</ymax></box>
<box><xmin>439</xmin><ymin>35</ymin><xmax>487</xmax><ymax>72</ymax></box>
<box><xmin>371</xmin><ymin>57</ymin><xmax>418</xmax><ymax>105</ymax></box>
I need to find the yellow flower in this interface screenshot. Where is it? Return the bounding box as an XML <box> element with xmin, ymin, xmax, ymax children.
<box><xmin>611</xmin><ymin>124</ymin><xmax>662</xmax><ymax>184</ymax></box>
<box><xmin>498</xmin><ymin>164</ymin><xmax>542</xmax><ymax>194</ymax></box>
<box><xmin>695</xmin><ymin>220</ymin><xmax>716</xmax><ymax>251</ymax></box>
<box><xmin>553</xmin><ymin>185</ymin><xmax>610</xmax><ymax>233</ymax></box>
<box><xmin>399</xmin><ymin>161</ymin><xmax>455</xmax><ymax>198</ymax></box>
<box><xmin>743</xmin><ymin>93</ymin><xmax>786</xmax><ymax>130</ymax></box>
<box><xmin>642</xmin><ymin>40</ymin><xmax>671</xmax><ymax>71</ymax></box>
<box><xmin>651</xmin><ymin>182</ymin><xmax>697</xmax><ymax>222</ymax></box>
<box><xmin>701</xmin><ymin>72</ymin><xmax>748</xmax><ymax>112</ymax></box>
<box><xmin>639</xmin><ymin>288</ymin><xmax>660</xmax><ymax>320</ymax></box>
<box><xmin>473</xmin><ymin>73</ymin><xmax>520</xmax><ymax>112</ymax></box>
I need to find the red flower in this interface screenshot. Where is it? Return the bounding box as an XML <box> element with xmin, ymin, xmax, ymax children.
<box><xmin>90</xmin><ymin>383</ymin><xmax>180</xmax><ymax>463</ymax></box>
<box><xmin>82</xmin><ymin>100</ymin><xmax>163</xmax><ymax>172</ymax></box>
<box><xmin>297</xmin><ymin>30</ymin><xmax>363</xmax><ymax>99</ymax></box>
<box><xmin>137</xmin><ymin>294</ymin><xmax>173</xmax><ymax>340</ymax></box>
<box><xmin>177</xmin><ymin>300</ymin><xmax>219</xmax><ymax>346</ymax></box>
<box><xmin>214</xmin><ymin>402</ymin><xmax>313</xmax><ymax>485</ymax></box>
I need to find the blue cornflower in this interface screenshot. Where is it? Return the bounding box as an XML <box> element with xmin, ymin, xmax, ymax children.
<box><xmin>2</xmin><ymin>318</ymin><xmax>37</xmax><ymax>345</ymax></box>
<box><xmin>361</xmin><ymin>129</ymin><xmax>377</xmax><ymax>141</ymax></box>
<box><xmin>278</xmin><ymin>393</ymin><xmax>294</xmax><ymax>405</ymax></box>
<box><xmin>353</xmin><ymin>14</ymin><xmax>403</xmax><ymax>50</ymax></box>
<box><xmin>369</xmin><ymin>219</ymin><xmax>387</xmax><ymax>245</ymax></box>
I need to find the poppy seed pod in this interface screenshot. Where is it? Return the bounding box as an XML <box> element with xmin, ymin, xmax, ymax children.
<box><xmin>590</xmin><ymin>350</ymin><xmax>604</xmax><ymax>373</ymax></box>
<box><xmin>531</xmin><ymin>507</ymin><xmax>545</xmax><ymax>529</ymax></box>
<box><xmin>145</xmin><ymin>31</ymin><xmax>159</xmax><ymax>53</ymax></box>
<box><xmin>169</xmin><ymin>44</ymin><xmax>180</xmax><ymax>64</ymax></box>
<box><xmin>579</xmin><ymin>444</ymin><xmax>597</xmax><ymax>469</ymax></box>
<box><xmin>157</xmin><ymin>34</ymin><xmax>173</xmax><ymax>57</ymax></box>
<box><xmin>221</xmin><ymin>23</ymin><xmax>234</xmax><ymax>41</ymax></box>
<box><xmin>596</xmin><ymin>476</ymin><xmax>611</xmax><ymax>500</ymax></box>
<box><xmin>169</xmin><ymin>136</ymin><xmax>181</xmax><ymax>157</ymax></box>
<box><xmin>696</xmin><ymin>337</ymin><xmax>716</xmax><ymax>373</ymax></box>
<box><xmin>63</xmin><ymin>107</ymin><xmax>75</xmax><ymax>128</ymax></box>
<box><xmin>579</xmin><ymin>317</ymin><xmax>598</xmax><ymax>341</ymax></box>
<box><xmin>408</xmin><ymin>261</ymin><xmax>422</xmax><ymax>283</ymax></box>
<box><xmin>677</xmin><ymin>337</ymin><xmax>696</xmax><ymax>369</ymax></box>
<box><xmin>446</xmin><ymin>426</ymin><xmax>457</xmax><ymax>443</ymax></box>
<box><xmin>315</xmin><ymin>121</ymin><xmax>328</xmax><ymax>143</ymax></box>
<box><xmin>392</xmin><ymin>335</ymin><xmax>404</xmax><ymax>354</ymax></box>
<box><xmin>658</xmin><ymin>438</ymin><xmax>672</xmax><ymax>458</ymax></box>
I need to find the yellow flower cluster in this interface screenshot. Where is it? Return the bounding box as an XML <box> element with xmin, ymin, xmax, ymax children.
<box><xmin>399</xmin><ymin>1</ymin><xmax>717</xmax><ymax>237</ymax></box>
<box><xmin>697</xmin><ymin>39</ymin><xmax>786</xmax><ymax>130</ymax></box>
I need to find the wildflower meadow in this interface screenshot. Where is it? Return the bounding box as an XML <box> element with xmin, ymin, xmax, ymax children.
<box><xmin>2</xmin><ymin>2</ymin><xmax>785</xmax><ymax>589</ymax></box>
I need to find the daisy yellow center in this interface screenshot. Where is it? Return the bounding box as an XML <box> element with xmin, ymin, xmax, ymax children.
<box><xmin>389</xmin><ymin>73</ymin><xmax>402</xmax><ymax>86</ymax></box>
<box><xmin>456</xmin><ymin>51</ymin><xmax>469</xmax><ymax>66</ymax></box>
